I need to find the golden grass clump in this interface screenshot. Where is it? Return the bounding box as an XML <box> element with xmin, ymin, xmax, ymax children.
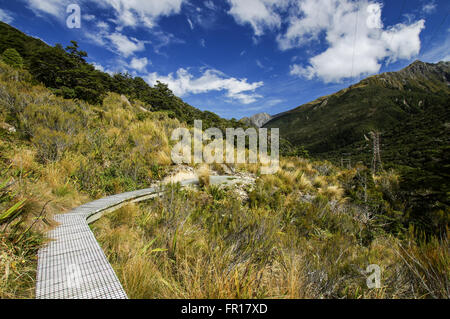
<box><xmin>318</xmin><ymin>185</ymin><xmax>345</xmax><ymax>200</ymax></box>
<box><xmin>196</xmin><ymin>164</ymin><xmax>210</xmax><ymax>188</ymax></box>
<box><xmin>312</xmin><ymin>175</ymin><xmax>327</xmax><ymax>188</ymax></box>
<box><xmin>296</xmin><ymin>172</ymin><xmax>312</xmax><ymax>191</ymax></box>
<box><xmin>10</xmin><ymin>148</ymin><xmax>38</xmax><ymax>173</ymax></box>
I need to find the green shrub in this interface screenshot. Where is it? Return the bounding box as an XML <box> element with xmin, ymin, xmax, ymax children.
<box><xmin>1</xmin><ymin>48</ymin><xmax>23</xmax><ymax>69</ymax></box>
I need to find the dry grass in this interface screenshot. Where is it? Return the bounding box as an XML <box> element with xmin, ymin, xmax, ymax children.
<box><xmin>92</xmin><ymin>171</ymin><xmax>449</xmax><ymax>299</ymax></box>
<box><xmin>319</xmin><ymin>185</ymin><xmax>345</xmax><ymax>200</ymax></box>
<box><xmin>196</xmin><ymin>164</ymin><xmax>210</xmax><ymax>188</ymax></box>
<box><xmin>1</xmin><ymin>61</ymin><xmax>448</xmax><ymax>299</ymax></box>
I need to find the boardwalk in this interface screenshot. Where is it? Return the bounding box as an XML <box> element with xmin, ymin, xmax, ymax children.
<box><xmin>36</xmin><ymin>176</ymin><xmax>239</xmax><ymax>299</ymax></box>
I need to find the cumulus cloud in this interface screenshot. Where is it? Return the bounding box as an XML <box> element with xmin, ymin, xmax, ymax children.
<box><xmin>227</xmin><ymin>0</ymin><xmax>290</xmax><ymax>36</ymax></box>
<box><xmin>146</xmin><ymin>68</ymin><xmax>264</xmax><ymax>104</ymax></box>
<box><xmin>130</xmin><ymin>57</ymin><xmax>149</xmax><ymax>72</ymax></box>
<box><xmin>227</xmin><ymin>0</ymin><xmax>426</xmax><ymax>83</ymax></box>
<box><xmin>0</xmin><ymin>8</ymin><xmax>14</xmax><ymax>23</ymax></box>
<box><xmin>106</xmin><ymin>32</ymin><xmax>145</xmax><ymax>57</ymax></box>
<box><xmin>284</xmin><ymin>0</ymin><xmax>425</xmax><ymax>83</ymax></box>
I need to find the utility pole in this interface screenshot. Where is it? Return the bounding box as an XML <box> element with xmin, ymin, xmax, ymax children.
<box><xmin>369</xmin><ymin>131</ymin><xmax>383</xmax><ymax>174</ymax></box>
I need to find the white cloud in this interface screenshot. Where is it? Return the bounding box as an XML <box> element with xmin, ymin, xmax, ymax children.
<box><xmin>83</xmin><ymin>14</ymin><xmax>96</xmax><ymax>21</ymax></box>
<box><xmin>204</xmin><ymin>1</ymin><xmax>217</xmax><ymax>11</ymax></box>
<box><xmin>256</xmin><ymin>59</ymin><xmax>274</xmax><ymax>72</ymax></box>
<box><xmin>100</xmin><ymin>0</ymin><xmax>186</xmax><ymax>29</ymax></box>
<box><xmin>422</xmin><ymin>1</ymin><xmax>437</xmax><ymax>14</ymax></box>
<box><xmin>187</xmin><ymin>18</ymin><xmax>194</xmax><ymax>30</ymax></box>
<box><xmin>0</xmin><ymin>9</ymin><xmax>14</xmax><ymax>23</ymax></box>
<box><xmin>227</xmin><ymin>0</ymin><xmax>426</xmax><ymax>83</ymax></box>
<box><xmin>24</xmin><ymin>0</ymin><xmax>69</xmax><ymax>17</ymax></box>
<box><xmin>200</xmin><ymin>39</ymin><xmax>206</xmax><ymax>47</ymax></box>
<box><xmin>91</xmin><ymin>61</ymin><xmax>118</xmax><ymax>75</ymax></box>
<box><xmin>24</xmin><ymin>0</ymin><xmax>186</xmax><ymax>29</ymax></box>
<box><xmin>285</xmin><ymin>0</ymin><xmax>425</xmax><ymax>83</ymax></box>
<box><xmin>92</xmin><ymin>62</ymin><xmax>104</xmax><ymax>72</ymax></box>
<box><xmin>107</xmin><ymin>32</ymin><xmax>145</xmax><ymax>57</ymax></box>
<box><xmin>130</xmin><ymin>57</ymin><xmax>149</xmax><ymax>72</ymax></box>
<box><xmin>84</xmin><ymin>25</ymin><xmax>178</xmax><ymax>58</ymax></box>
<box><xmin>227</xmin><ymin>0</ymin><xmax>290</xmax><ymax>36</ymax></box>
<box><xmin>146</xmin><ymin>68</ymin><xmax>264</xmax><ymax>104</ymax></box>
<box><xmin>97</xmin><ymin>21</ymin><xmax>109</xmax><ymax>30</ymax></box>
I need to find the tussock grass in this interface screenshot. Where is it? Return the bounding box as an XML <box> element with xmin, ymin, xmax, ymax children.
<box><xmin>0</xmin><ymin>61</ymin><xmax>179</xmax><ymax>297</ymax></box>
<box><xmin>93</xmin><ymin>171</ymin><xmax>449</xmax><ymax>299</ymax></box>
<box><xmin>0</xmin><ymin>61</ymin><xmax>447</xmax><ymax>299</ymax></box>
<box><xmin>196</xmin><ymin>164</ymin><xmax>210</xmax><ymax>188</ymax></box>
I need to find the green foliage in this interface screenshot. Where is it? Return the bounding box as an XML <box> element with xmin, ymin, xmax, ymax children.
<box><xmin>1</xmin><ymin>48</ymin><xmax>23</xmax><ymax>69</ymax></box>
<box><xmin>93</xmin><ymin>167</ymin><xmax>449</xmax><ymax>299</ymax></box>
<box><xmin>0</xmin><ymin>166</ymin><xmax>46</xmax><ymax>298</ymax></box>
<box><xmin>266</xmin><ymin>61</ymin><xmax>450</xmax><ymax>236</ymax></box>
<box><xmin>0</xmin><ymin>22</ymin><xmax>240</xmax><ymax>129</ymax></box>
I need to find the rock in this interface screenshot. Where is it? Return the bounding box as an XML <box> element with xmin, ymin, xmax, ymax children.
<box><xmin>0</xmin><ymin>122</ymin><xmax>16</xmax><ymax>133</ymax></box>
<box><xmin>320</xmin><ymin>99</ymin><xmax>328</xmax><ymax>108</ymax></box>
<box><xmin>120</xmin><ymin>94</ymin><xmax>131</xmax><ymax>106</ymax></box>
<box><xmin>241</xmin><ymin>112</ymin><xmax>272</xmax><ymax>128</ymax></box>
<box><xmin>161</xmin><ymin>165</ymin><xmax>196</xmax><ymax>184</ymax></box>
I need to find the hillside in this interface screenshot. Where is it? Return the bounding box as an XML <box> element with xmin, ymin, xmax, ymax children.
<box><xmin>0</xmin><ymin>22</ymin><xmax>240</xmax><ymax>131</ymax></box>
<box><xmin>0</xmin><ymin>53</ymin><xmax>448</xmax><ymax>299</ymax></box>
<box><xmin>0</xmin><ymin>21</ymin><xmax>448</xmax><ymax>300</ymax></box>
<box><xmin>265</xmin><ymin>60</ymin><xmax>449</xmax><ymax>154</ymax></box>
<box><xmin>265</xmin><ymin>61</ymin><xmax>449</xmax><ymax>234</ymax></box>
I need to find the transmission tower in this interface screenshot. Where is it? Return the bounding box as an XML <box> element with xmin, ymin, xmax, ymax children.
<box><xmin>369</xmin><ymin>131</ymin><xmax>383</xmax><ymax>174</ymax></box>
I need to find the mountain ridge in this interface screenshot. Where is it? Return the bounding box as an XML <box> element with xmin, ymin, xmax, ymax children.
<box><xmin>0</xmin><ymin>21</ymin><xmax>242</xmax><ymax>131</ymax></box>
<box><xmin>264</xmin><ymin>60</ymin><xmax>449</xmax><ymax>233</ymax></box>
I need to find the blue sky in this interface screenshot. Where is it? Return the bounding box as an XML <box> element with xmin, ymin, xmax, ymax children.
<box><xmin>0</xmin><ymin>0</ymin><xmax>448</xmax><ymax>119</ymax></box>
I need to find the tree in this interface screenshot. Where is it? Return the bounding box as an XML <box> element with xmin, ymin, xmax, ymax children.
<box><xmin>65</xmin><ymin>40</ymin><xmax>87</xmax><ymax>64</ymax></box>
<box><xmin>1</xmin><ymin>48</ymin><xmax>23</xmax><ymax>68</ymax></box>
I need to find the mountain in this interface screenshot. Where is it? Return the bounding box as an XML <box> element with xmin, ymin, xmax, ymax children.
<box><xmin>0</xmin><ymin>21</ymin><xmax>241</xmax><ymax>131</ymax></box>
<box><xmin>240</xmin><ymin>112</ymin><xmax>272</xmax><ymax>127</ymax></box>
<box><xmin>265</xmin><ymin>60</ymin><xmax>449</xmax><ymax>154</ymax></box>
<box><xmin>265</xmin><ymin>60</ymin><xmax>450</xmax><ymax>233</ymax></box>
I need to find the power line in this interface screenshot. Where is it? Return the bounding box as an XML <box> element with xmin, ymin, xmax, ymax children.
<box><xmin>350</xmin><ymin>2</ymin><xmax>360</xmax><ymax>83</ymax></box>
<box><xmin>388</xmin><ymin>0</ymin><xmax>407</xmax><ymax>49</ymax></box>
<box><xmin>426</xmin><ymin>11</ymin><xmax>449</xmax><ymax>46</ymax></box>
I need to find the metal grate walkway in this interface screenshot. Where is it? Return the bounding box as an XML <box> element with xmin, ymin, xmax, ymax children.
<box><xmin>36</xmin><ymin>176</ymin><xmax>238</xmax><ymax>299</ymax></box>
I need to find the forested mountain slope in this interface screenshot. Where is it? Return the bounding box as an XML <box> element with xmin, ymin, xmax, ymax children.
<box><xmin>0</xmin><ymin>22</ymin><xmax>240</xmax><ymax>130</ymax></box>
<box><xmin>265</xmin><ymin>61</ymin><xmax>450</xmax><ymax>233</ymax></box>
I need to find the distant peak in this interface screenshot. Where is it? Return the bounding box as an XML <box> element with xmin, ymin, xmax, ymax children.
<box><xmin>241</xmin><ymin>112</ymin><xmax>272</xmax><ymax>128</ymax></box>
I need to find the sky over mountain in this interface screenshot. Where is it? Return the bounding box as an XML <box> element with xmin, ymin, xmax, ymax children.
<box><xmin>0</xmin><ymin>0</ymin><xmax>448</xmax><ymax>118</ymax></box>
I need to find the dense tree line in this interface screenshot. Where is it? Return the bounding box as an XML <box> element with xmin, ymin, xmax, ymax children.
<box><xmin>0</xmin><ymin>22</ymin><xmax>241</xmax><ymax>130</ymax></box>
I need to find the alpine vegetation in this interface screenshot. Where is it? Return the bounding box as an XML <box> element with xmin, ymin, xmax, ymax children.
<box><xmin>171</xmin><ymin>120</ymin><xmax>279</xmax><ymax>174</ymax></box>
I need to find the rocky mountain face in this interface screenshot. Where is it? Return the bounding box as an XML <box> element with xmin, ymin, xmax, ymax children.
<box><xmin>241</xmin><ymin>112</ymin><xmax>272</xmax><ymax>127</ymax></box>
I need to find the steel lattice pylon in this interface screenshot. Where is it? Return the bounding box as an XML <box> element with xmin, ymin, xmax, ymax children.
<box><xmin>369</xmin><ymin>131</ymin><xmax>383</xmax><ymax>174</ymax></box>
